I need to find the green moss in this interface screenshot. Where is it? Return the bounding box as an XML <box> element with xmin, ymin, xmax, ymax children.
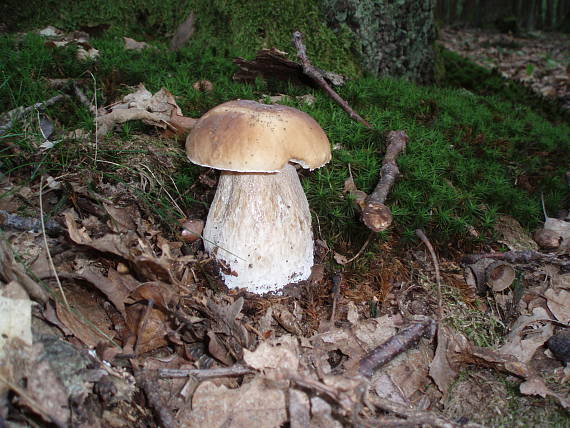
<box><xmin>0</xmin><ymin>0</ymin><xmax>361</xmax><ymax>77</ymax></box>
<box><xmin>1</xmin><ymin>28</ymin><xmax>569</xmax><ymax>248</ymax></box>
<box><xmin>440</xmin><ymin>48</ymin><xmax>569</xmax><ymax>123</ymax></box>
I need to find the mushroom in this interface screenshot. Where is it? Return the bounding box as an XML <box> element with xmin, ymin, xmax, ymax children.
<box><xmin>186</xmin><ymin>100</ymin><xmax>331</xmax><ymax>293</ymax></box>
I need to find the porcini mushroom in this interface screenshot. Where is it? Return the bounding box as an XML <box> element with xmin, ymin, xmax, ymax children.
<box><xmin>186</xmin><ymin>100</ymin><xmax>331</xmax><ymax>293</ymax></box>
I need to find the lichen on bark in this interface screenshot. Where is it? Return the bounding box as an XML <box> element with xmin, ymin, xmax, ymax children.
<box><xmin>322</xmin><ymin>0</ymin><xmax>438</xmax><ymax>84</ymax></box>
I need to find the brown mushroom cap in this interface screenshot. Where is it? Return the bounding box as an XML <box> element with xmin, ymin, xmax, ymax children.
<box><xmin>185</xmin><ymin>100</ymin><xmax>331</xmax><ymax>172</ymax></box>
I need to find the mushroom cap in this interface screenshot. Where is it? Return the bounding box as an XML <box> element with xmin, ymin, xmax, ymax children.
<box><xmin>185</xmin><ymin>100</ymin><xmax>331</xmax><ymax>172</ymax></box>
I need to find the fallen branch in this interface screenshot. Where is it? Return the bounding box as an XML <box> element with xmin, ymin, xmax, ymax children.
<box><xmin>158</xmin><ymin>365</ymin><xmax>254</xmax><ymax>380</ymax></box>
<box><xmin>362</xmin><ymin>131</ymin><xmax>408</xmax><ymax>232</ymax></box>
<box><xmin>0</xmin><ymin>94</ymin><xmax>67</xmax><ymax>136</ymax></box>
<box><xmin>358</xmin><ymin>318</ymin><xmax>435</xmax><ymax>378</ymax></box>
<box><xmin>462</xmin><ymin>250</ymin><xmax>568</xmax><ymax>267</ymax></box>
<box><xmin>292</xmin><ymin>31</ymin><xmax>371</xmax><ymax>128</ymax></box>
<box><xmin>73</xmin><ymin>83</ymin><xmax>96</xmax><ymax>114</ymax></box>
<box><xmin>0</xmin><ymin>210</ymin><xmax>64</xmax><ymax>236</ymax></box>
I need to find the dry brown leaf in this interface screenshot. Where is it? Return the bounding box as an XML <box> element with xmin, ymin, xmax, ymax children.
<box><xmin>181</xmin><ymin>378</ymin><xmax>287</xmax><ymax>428</ymax></box>
<box><xmin>272</xmin><ymin>304</ymin><xmax>303</xmax><ymax>335</ymax></box>
<box><xmin>333</xmin><ymin>251</ymin><xmax>349</xmax><ymax>265</ymax></box>
<box><xmin>499</xmin><ymin>307</ymin><xmax>554</xmax><ymax>363</ymax></box>
<box><xmin>520</xmin><ymin>376</ymin><xmax>570</xmax><ymax>409</ymax></box>
<box><xmin>129</xmin><ymin>281</ymin><xmax>177</xmax><ymax>309</ymax></box>
<box><xmin>103</xmin><ymin>203</ymin><xmax>139</xmax><ymax>233</ymax></box>
<box><xmin>243</xmin><ymin>335</ymin><xmax>299</xmax><ymax>374</ymax></box>
<box><xmin>78</xmin><ymin>268</ymin><xmax>136</xmax><ymax>318</ymax></box>
<box><xmin>545</xmin><ymin>288</ymin><xmax>570</xmax><ymax>323</ymax></box>
<box><xmin>55</xmin><ymin>301</ymin><xmax>111</xmax><ymax>348</ymax></box>
<box><xmin>312</xmin><ymin>315</ymin><xmax>398</xmax><ymax>374</ymax></box>
<box><xmin>342</xmin><ymin>176</ymin><xmax>367</xmax><ymax>211</ymax></box>
<box><xmin>0</xmin><ymin>295</ymin><xmax>33</xmax><ymax>359</ymax></box>
<box><xmin>374</xmin><ymin>347</ymin><xmax>432</xmax><ymax>405</ymax></box>
<box><xmin>544</xmin><ymin>218</ymin><xmax>570</xmax><ymax>248</ymax></box>
<box><xmin>64</xmin><ymin>210</ymin><xmax>135</xmax><ymax>259</ymax></box>
<box><xmin>494</xmin><ymin>215</ymin><xmax>538</xmax><ymax>251</ymax></box>
<box><xmin>126</xmin><ymin>303</ymin><xmax>169</xmax><ymax>354</ymax></box>
<box><xmin>429</xmin><ymin>325</ymin><xmax>461</xmax><ymax>393</ymax></box>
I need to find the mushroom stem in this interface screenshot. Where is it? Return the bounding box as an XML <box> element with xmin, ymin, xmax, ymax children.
<box><xmin>203</xmin><ymin>163</ymin><xmax>313</xmax><ymax>293</ymax></box>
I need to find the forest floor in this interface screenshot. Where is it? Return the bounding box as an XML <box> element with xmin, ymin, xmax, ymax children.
<box><xmin>0</xmin><ymin>24</ymin><xmax>569</xmax><ymax>428</ymax></box>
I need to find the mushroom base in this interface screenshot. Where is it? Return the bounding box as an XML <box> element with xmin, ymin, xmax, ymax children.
<box><xmin>203</xmin><ymin>163</ymin><xmax>313</xmax><ymax>293</ymax></box>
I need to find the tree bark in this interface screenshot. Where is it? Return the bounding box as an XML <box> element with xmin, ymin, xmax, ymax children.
<box><xmin>322</xmin><ymin>0</ymin><xmax>437</xmax><ymax>84</ymax></box>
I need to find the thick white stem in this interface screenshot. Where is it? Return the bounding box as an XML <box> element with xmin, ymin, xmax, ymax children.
<box><xmin>203</xmin><ymin>163</ymin><xmax>313</xmax><ymax>293</ymax></box>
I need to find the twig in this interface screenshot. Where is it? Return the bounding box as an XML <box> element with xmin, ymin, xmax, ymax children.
<box><xmin>39</xmin><ymin>176</ymin><xmax>69</xmax><ymax>308</ymax></box>
<box><xmin>73</xmin><ymin>83</ymin><xmax>96</xmax><ymax>114</ymax></box>
<box><xmin>462</xmin><ymin>250</ymin><xmax>567</xmax><ymax>266</ymax></box>
<box><xmin>345</xmin><ymin>232</ymin><xmax>374</xmax><ymax>264</ymax></box>
<box><xmin>415</xmin><ymin>229</ymin><xmax>442</xmax><ymax>321</ymax></box>
<box><xmin>158</xmin><ymin>365</ymin><xmax>255</xmax><ymax>380</ymax></box>
<box><xmin>330</xmin><ymin>273</ymin><xmax>342</xmax><ymax>323</ymax></box>
<box><xmin>0</xmin><ymin>209</ymin><xmax>64</xmax><ymax>236</ymax></box>
<box><xmin>292</xmin><ymin>31</ymin><xmax>371</xmax><ymax>128</ymax></box>
<box><xmin>0</xmin><ymin>94</ymin><xmax>67</xmax><ymax>136</ymax></box>
<box><xmin>362</xmin><ymin>131</ymin><xmax>408</xmax><ymax>232</ymax></box>
<box><xmin>358</xmin><ymin>318</ymin><xmax>435</xmax><ymax>378</ymax></box>
<box><xmin>88</xmin><ymin>72</ymin><xmax>98</xmax><ymax>165</ymax></box>
<box><xmin>233</xmin><ymin>48</ymin><xmax>345</xmax><ymax>87</ymax></box>
<box><xmin>134</xmin><ymin>369</ymin><xmax>177</xmax><ymax>428</ymax></box>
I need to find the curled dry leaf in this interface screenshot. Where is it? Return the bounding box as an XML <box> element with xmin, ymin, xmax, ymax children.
<box><xmin>544</xmin><ymin>288</ymin><xmax>570</xmax><ymax>323</ymax></box>
<box><xmin>499</xmin><ymin>307</ymin><xmax>554</xmax><ymax>363</ymax></box>
<box><xmin>180</xmin><ymin>218</ymin><xmax>204</xmax><ymax>243</ymax></box>
<box><xmin>342</xmin><ymin>175</ymin><xmax>367</xmax><ymax>211</ymax></box>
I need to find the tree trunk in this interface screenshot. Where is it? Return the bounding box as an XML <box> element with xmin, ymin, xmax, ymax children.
<box><xmin>322</xmin><ymin>0</ymin><xmax>437</xmax><ymax>84</ymax></box>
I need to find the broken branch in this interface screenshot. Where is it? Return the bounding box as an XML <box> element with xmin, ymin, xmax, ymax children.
<box><xmin>0</xmin><ymin>94</ymin><xmax>68</xmax><ymax>136</ymax></box>
<box><xmin>362</xmin><ymin>130</ymin><xmax>408</xmax><ymax>232</ymax></box>
<box><xmin>358</xmin><ymin>318</ymin><xmax>435</xmax><ymax>378</ymax></box>
<box><xmin>292</xmin><ymin>31</ymin><xmax>371</xmax><ymax>128</ymax></box>
<box><xmin>462</xmin><ymin>250</ymin><xmax>567</xmax><ymax>267</ymax></box>
<box><xmin>158</xmin><ymin>365</ymin><xmax>255</xmax><ymax>380</ymax></box>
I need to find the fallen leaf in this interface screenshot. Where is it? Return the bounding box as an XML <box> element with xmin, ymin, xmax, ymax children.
<box><xmin>55</xmin><ymin>301</ymin><xmax>111</xmax><ymax>348</ymax></box>
<box><xmin>543</xmin><ymin>217</ymin><xmax>570</xmax><ymax>248</ymax></box>
<box><xmin>123</xmin><ymin>36</ymin><xmax>149</xmax><ymax>50</ymax></box>
<box><xmin>243</xmin><ymin>335</ymin><xmax>299</xmax><ymax>374</ymax></box>
<box><xmin>520</xmin><ymin>376</ymin><xmax>570</xmax><ymax>409</ymax></box>
<box><xmin>545</xmin><ymin>288</ymin><xmax>570</xmax><ymax>323</ymax></box>
<box><xmin>500</xmin><ymin>307</ymin><xmax>554</xmax><ymax>363</ymax></box>
<box><xmin>181</xmin><ymin>378</ymin><xmax>287</xmax><ymax>428</ymax></box>
<box><xmin>333</xmin><ymin>251</ymin><xmax>349</xmax><ymax>265</ymax></box>
<box><xmin>0</xmin><ymin>296</ymin><xmax>33</xmax><ymax>359</ymax></box>
<box><xmin>170</xmin><ymin>11</ymin><xmax>195</xmax><ymax>51</ymax></box>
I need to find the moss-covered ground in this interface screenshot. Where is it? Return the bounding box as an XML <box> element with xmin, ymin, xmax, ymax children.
<box><xmin>2</xmin><ymin>28</ymin><xmax>569</xmax><ymax>252</ymax></box>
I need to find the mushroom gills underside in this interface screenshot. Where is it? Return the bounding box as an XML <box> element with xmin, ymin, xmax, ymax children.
<box><xmin>203</xmin><ymin>163</ymin><xmax>313</xmax><ymax>293</ymax></box>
